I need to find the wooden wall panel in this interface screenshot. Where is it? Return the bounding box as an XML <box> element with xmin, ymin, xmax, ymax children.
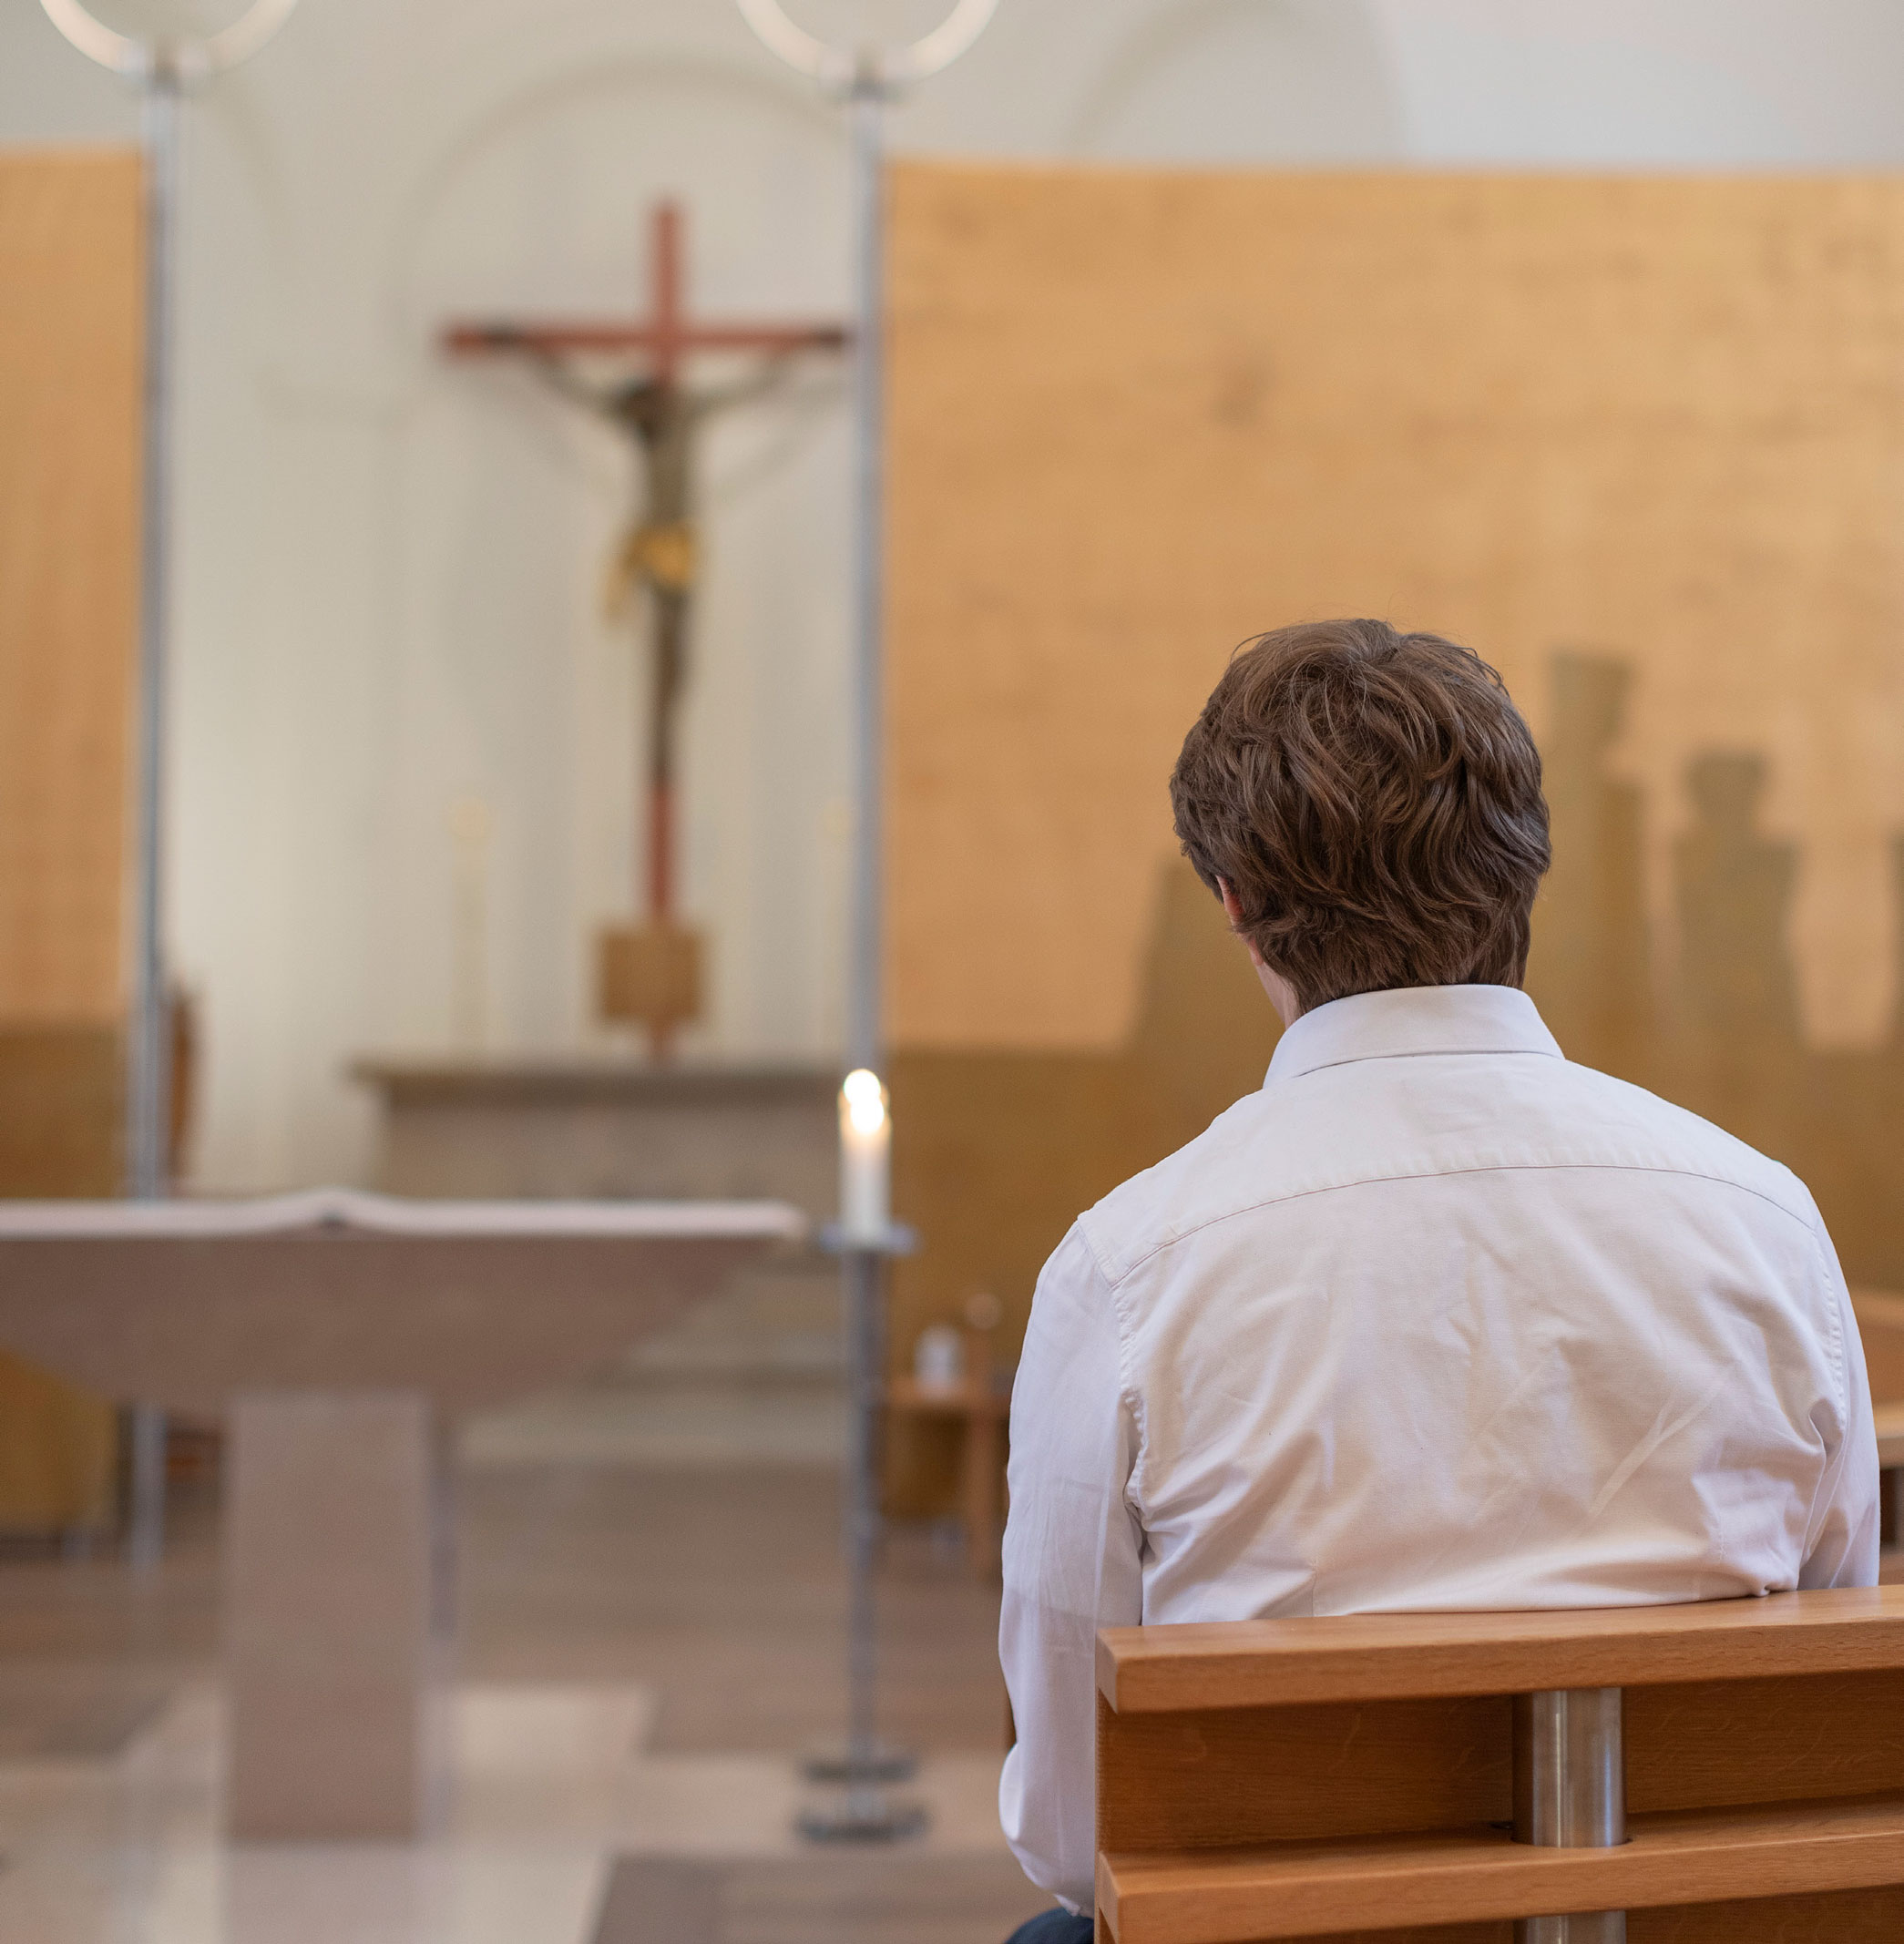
<box><xmin>0</xmin><ymin>1025</ymin><xmax>121</xmax><ymax>1196</ymax></box>
<box><xmin>886</xmin><ymin>167</ymin><xmax>1904</xmax><ymax>1057</ymax></box>
<box><xmin>0</xmin><ymin>151</ymin><xmax>142</xmax><ymax>1515</ymax></box>
<box><xmin>0</xmin><ymin>148</ymin><xmax>141</xmax><ymax>1028</ymax></box>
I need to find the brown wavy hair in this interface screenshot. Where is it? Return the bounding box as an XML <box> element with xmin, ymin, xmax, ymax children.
<box><xmin>1170</xmin><ymin>619</ymin><xmax>1551</xmax><ymax>1014</ymax></box>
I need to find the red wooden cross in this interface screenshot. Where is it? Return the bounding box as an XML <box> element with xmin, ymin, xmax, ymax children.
<box><xmin>442</xmin><ymin>203</ymin><xmax>845</xmax><ymax>1052</ymax></box>
<box><xmin>443</xmin><ymin>200</ymin><xmax>846</xmax><ymax>376</ymax></box>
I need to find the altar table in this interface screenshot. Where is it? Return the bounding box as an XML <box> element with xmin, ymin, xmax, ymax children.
<box><xmin>0</xmin><ymin>1190</ymin><xmax>803</xmax><ymax>1840</ymax></box>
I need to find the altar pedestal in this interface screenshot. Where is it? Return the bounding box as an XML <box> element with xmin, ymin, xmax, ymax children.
<box><xmin>0</xmin><ymin>1191</ymin><xmax>801</xmax><ymax>1841</ymax></box>
<box><xmin>226</xmin><ymin>1392</ymin><xmax>437</xmax><ymax>1840</ymax></box>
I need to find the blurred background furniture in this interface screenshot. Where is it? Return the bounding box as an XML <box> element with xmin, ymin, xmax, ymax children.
<box><xmin>888</xmin><ymin>1292</ymin><xmax>1012</xmax><ymax>1580</ymax></box>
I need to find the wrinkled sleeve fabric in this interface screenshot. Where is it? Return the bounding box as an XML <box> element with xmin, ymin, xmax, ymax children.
<box><xmin>1797</xmin><ymin>1215</ymin><xmax>1881</xmax><ymax>1589</ymax></box>
<box><xmin>998</xmin><ymin>1222</ymin><xmax>1144</xmax><ymax>1915</ymax></box>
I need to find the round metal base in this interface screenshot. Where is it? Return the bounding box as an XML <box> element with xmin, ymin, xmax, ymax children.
<box><xmin>801</xmin><ymin>1742</ymin><xmax>917</xmax><ymax>1785</ymax></box>
<box><xmin>797</xmin><ymin>1789</ymin><xmax>928</xmax><ymax>1844</ymax></box>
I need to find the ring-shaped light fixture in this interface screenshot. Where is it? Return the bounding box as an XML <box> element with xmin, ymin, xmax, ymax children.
<box><xmin>39</xmin><ymin>0</ymin><xmax>299</xmax><ymax>80</ymax></box>
<box><xmin>737</xmin><ymin>0</ymin><xmax>999</xmax><ymax>90</ymax></box>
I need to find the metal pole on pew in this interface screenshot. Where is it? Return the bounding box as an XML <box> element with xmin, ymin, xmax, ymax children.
<box><xmin>1513</xmin><ymin>1687</ymin><xmax>1628</xmax><ymax>1943</ymax></box>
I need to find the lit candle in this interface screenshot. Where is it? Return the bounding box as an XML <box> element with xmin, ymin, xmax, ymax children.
<box><xmin>839</xmin><ymin>1068</ymin><xmax>890</xmax><ymax>1243</ymax></box>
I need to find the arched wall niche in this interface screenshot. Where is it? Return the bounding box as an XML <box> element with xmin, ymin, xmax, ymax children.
<box><xmin>380</xmin><ymin>56</ymin><xmax>854</xmax><ymax>1063</ymax></box>
<box><xmin>1067</xmin><ymin>0</ymin><xmax>1404</xmax><ymax>163</ymax></box>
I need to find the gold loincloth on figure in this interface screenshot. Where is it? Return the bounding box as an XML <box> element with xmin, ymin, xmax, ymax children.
<box><xmin>604</xmin><ymin>520</ymin><xmax>697</xmax><ymax>615</ymax></box>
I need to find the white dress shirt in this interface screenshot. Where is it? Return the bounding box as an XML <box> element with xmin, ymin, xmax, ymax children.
<box><xmin>998</xmin><ymin>983</ymin><xmax>1878</xmax><ymax>1912</ymax></box>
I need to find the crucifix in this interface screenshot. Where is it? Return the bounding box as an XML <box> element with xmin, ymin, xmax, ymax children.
<box><xmin>443</xmin><ymin>202</ymin><xmax>846</xmax><ymax>1058</ymax></box>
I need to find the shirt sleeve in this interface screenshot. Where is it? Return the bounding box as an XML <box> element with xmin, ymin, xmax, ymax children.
<box><xmin>998</xmin><ymin>1222</ymin><xmax>1144</xmax><ymax>1915</ymax></box>
<box><xmin>1797</xmin><ymin>1217</ymin><xmax>1881</xmax><ymax>1590</ymax></box>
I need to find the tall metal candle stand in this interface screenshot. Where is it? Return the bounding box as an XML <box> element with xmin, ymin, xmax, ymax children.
<box><xmin>736</xmin><ymin>0</ymin><xmax>1002</xmax><ymax>1843</ymax></box>
<box><xmin>38</xmin><ymin>0</ymin><xmax>301</xmax><ymax>1569</ymax></box>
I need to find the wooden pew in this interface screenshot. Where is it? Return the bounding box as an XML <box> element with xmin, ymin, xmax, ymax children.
<box><xmin>1096</xmin><ymin>1588</ymin><xmax>1904</xmax><ymax>1942</ymax></box>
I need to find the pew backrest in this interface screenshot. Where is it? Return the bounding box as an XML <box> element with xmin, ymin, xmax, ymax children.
<box><xmin>1095</xmin><ymin>1587</ymin><xmax>1904</xmax><ymax>1943</ymax></box>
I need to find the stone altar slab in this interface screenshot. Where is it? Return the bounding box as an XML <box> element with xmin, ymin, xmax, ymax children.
<box><xmin>352</xmin><ymin>1059</ymin><xmax>837</xmax><ymax>1208</ymax></box>
<box><xmin>0</xmin><ymin>1187</ymin><xmax>800</xmax><ymax>1416</ymax></box>
<box><xmin>0</xmin><ymin>1190</ymin><xmax>802</xmax><ymax>1841</ymax></box>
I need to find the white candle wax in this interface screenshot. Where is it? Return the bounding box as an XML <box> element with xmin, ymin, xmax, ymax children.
<box><xmin>839</xmin><ymin>1068</ymin><xmax>890</xmax><ymax>1243</ymax></box>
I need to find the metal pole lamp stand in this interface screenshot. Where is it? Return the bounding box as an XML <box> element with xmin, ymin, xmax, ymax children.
<box><xmin>736</xmin><ymin>0</ymin><xmax>1002</xmax><ymax>1849</ymax></box>
<box><xmin>38</xmin><ymin>0</ymin><xmax>302</xmax><ymax>1572</ymax></box>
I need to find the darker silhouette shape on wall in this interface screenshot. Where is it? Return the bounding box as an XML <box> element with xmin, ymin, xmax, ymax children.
<box><xmin>1523</xmin><ymin>653</ymin><xmax>1899</xmax><ymax>1287</ymax></box>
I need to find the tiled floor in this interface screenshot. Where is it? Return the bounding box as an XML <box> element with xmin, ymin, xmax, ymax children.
<box><xmin>591</xmin><ymin>1853</ymin><xmax>1054</xmax><ymax>1944</ymax></box>
<box><xmin>0</xmin><ymin>1324</ymin><xmax>1048</xmax><ymax>1943</ymax></box>
<box><xmin>0</xmin><ymin>1678</ymin><xmax>1029</xmax><ymax>1943</ymax></box>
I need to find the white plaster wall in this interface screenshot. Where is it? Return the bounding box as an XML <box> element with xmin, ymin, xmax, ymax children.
<box><xmin>2</xmin><ymin>1</ymin><xmax>1902</xmax><ymax>1187</ymax></box>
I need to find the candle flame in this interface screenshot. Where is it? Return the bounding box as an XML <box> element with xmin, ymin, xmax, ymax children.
<box><xmin>842</xmin><ymin>1068</ymin><xmax>886</xmax><ymax>1135</ymax></box>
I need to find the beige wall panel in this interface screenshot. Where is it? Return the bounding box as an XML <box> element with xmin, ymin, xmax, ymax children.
<box><xmin>0</xmin><ymin>148</ymin><xmax>141</xmax><ymax>1027</ymax></box>
<box><xmin>886</xmin><ymin>167</ymin><xmax>1904</xmax><ymax>1055</ymax></box>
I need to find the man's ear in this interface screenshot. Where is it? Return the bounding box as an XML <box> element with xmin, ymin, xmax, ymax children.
<box><xmin>1217</xmin><ymin>877</ymin><xmax>1264</xmax><ymax>965</ymax></box>
<box><xmin>1217</xmin><ymin>882</ymin><xmax>1304</xmax><ymax>1027</ymax></box>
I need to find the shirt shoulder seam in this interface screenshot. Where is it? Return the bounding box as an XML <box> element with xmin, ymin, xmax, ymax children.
<box><xmin>1807</xmin><ymin>1212</ymin><xmax>1850</xmax><ymax>1431</ymax></box>
<box><xmin>1101</xmin><ymin>1158</ymin><xmax>1817</xmax><ymax>1284</ymax></box>
<box><xmin>1076</xmin><ymin>1215</ymin><xmax>1150</xmax><ymax>1523</ymax></box>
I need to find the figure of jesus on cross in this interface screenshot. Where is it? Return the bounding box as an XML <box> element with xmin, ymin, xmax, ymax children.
<box><xmin>444</xmin><ymin>203</ymin><xmax>845</xmax><ymax>1058</ymax></box>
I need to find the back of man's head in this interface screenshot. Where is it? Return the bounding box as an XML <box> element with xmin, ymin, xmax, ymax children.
<box><xmin>1170</xmin><ymin>619</ymin><xmax>1551</xmax><ymax>1016</ymax></box>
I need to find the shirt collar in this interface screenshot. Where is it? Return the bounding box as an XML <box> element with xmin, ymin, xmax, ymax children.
<box><xmin>1266</xmin><ymin>984</ymin><xmax>1563</xmax><ymax>1084</ymax></box>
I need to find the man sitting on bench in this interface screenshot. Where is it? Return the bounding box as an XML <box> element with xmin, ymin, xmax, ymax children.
<box><xmin>998</xmin><ymin>619</ymin><xmax>1879</xmax><ymax>1943</ymax></box>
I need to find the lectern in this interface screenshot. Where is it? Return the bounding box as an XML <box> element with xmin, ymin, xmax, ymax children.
<box><xmin>0</xmin><ymin>1189</ymin><xmax>801</xmax><ymax>1841</ymax></box>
